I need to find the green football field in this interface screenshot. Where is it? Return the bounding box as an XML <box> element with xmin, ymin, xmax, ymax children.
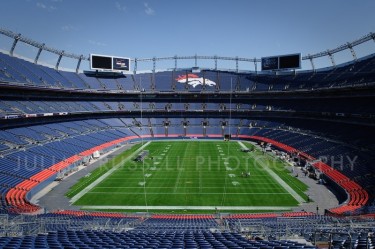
<box><xmin>67</xmin><ymin>140</ymin><xmax>308</xmax><ymax>212</ymax></box>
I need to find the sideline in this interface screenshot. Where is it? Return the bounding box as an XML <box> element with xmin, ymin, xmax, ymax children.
<box><xmin>69</xmin><ymin>141</ymin><xmax>151</xmax><ymax>204</ymax></box>
<box><xmin>237</xmin><ymin>141</ymin><xmax>305</xmax><ymax>204</ymax></box>
<box><xmin>30</xmin><ymin>143</ymin><xmax>130</xmax><ymax>205</ymax></box>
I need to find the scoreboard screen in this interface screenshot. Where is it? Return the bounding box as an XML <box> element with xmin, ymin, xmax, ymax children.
<box><xmin>261</xmin><ymin>53</ymin><xmax>300</xmax><ymax>71</ymax></box>
<box><xmin>279</xmin><ymin>54</ymin><xmax>301</xmax><ymax>69</ymax></box>
<box><xmin>90</xmin><ymin>54</ymin><xmax>130</xmax><ymax>72</ymax></box>
<box><xmin>112</xmin><ymin>57</ymin><xmax>130</xmax><ymax>71</ymax></box>
<box><xmin>91</xmin><ymin>55</ymin><xmax>112</xmax><ymax>70</ymax></box>
<box><xmin>261</xmin><ymin>56</ymin><xmax>278</xmax><ymax>71</ymax></box>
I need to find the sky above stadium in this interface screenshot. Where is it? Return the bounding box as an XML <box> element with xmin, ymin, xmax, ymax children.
<box><xmin>1</xmin><ymin>0</ymin><xmax>375</xmax><ymax>71</ymax></box>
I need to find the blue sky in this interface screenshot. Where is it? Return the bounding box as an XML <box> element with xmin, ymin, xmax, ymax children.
<box><xmin>1</xmin><ymin>0</ymin><xmax>375</xmax><ymax>71</ymax></box>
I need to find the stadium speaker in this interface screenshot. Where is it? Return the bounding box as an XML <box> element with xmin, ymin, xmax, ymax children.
<box><xmin>192</xmin><ymin>67</ymin><xmax>200</xmax><ymax>73</ymax></box>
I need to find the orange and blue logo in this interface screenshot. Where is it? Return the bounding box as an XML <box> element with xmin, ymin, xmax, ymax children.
<box><xmin>175</xmin><ymin>74</ymin><xmax>216</xmax><ymax>88</ymax></box>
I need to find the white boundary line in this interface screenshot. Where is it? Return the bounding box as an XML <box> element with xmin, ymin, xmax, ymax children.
<box><xmin>237</xmin><ymin>141</ymin><xmax>305</xmax><ymax>204</ymax></box>
<box><xmin>69</xmin><ymin>141</ymin><xmax>151</xmax><ymax>204</ymax></box>
<box><xmin>81</xmin><ymin>205</ymin><xmax>293</xmax><ymax>210</ymax></box>
<box><xmin>87</xmin><ymin>192</ymin><xmax>291</xmax><ymax>195</ymax></box>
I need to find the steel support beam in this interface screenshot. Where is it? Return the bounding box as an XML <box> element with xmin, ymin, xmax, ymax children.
<box><xmin>10</xmin><ymin>33</ymin><xmax>21</xmax><ymax>56</ymax></box>
<box><xmin>307</xmin><ymin>54</ymin><xmax>315</xmax><ymax>71</ymax></box>
<box><xmin>235</xmin><ymin>56</ymin><xmax>239</xmax><ymax>73</ymax></box>
<box><xmin>134</xmin><ymin>58</ymin><xmax>138</xmax><ymax>73</ymax></box>
<box><xmin>34</xmin><ymin>43</ymin><xmax>45</xmax><ymax>64</ymax></box>
<box><xmin>327</xmin><ymin>50</ymin><xmax>336</xmax><ymax>67</ymax></box>
<box><xmin>55</xmin><ymin>51</ymin><xmax>64</xmax><ymax>70</ymax></box>
<box><xmin>347</xmin><ymin>42</ymin><xmax>357</xmax><ymax>61</ymax></box>
<box><xmin>76</xmin><ymin>55</ymin><xmax>83</xmax><ymax>73</ymax></box>
<box><xmin>153</xmin><ymin>57</ymin><xmax>156</xmax><ymax>73</ymax></box>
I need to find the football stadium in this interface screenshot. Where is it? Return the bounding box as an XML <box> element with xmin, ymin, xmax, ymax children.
<box><xmin>0</xmin><ymin>1</ymin><xmax>375</xmax><ymax>248</ymax></box>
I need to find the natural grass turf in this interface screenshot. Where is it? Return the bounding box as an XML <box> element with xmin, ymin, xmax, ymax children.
<box><xmin>68</xmin><ymin>141</ymin><xmax>308</xmax><ymax>210</ymax></box>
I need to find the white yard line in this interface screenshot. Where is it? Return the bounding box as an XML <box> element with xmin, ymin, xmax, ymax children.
<box><xmin>237</xmin><ymin>141</ymin><xmax>305</xmax><ymax>204</ymax></box>
<box><xmin>173</xmin><ymin>143</ymin><xmax>189</xmax><ymax>193</ymax></box>
<box><xmin>87</xmin><ymin>192</ymin><xmax>291</xmax><ymax>195</ymax></box>
<box><xmin>69</xmin><ymin>141</ymin><xmax>151</xmax><ymax>204</ymax></box>
<box><xmin>81</xmin><ymin>205</ymin><xmax>293</xmax><ymax>210</ymax></box>
<box><xmin>173</xmin><ymin>166</ymin><xmax>184</xmax><ymax>193</ymax></box>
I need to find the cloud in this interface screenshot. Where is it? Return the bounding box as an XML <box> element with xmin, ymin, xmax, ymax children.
<box><xmin>61</xmin><ymin>25</ymin><xmax>78</xmax><ymax>32</ymax></box>
<box><xmin>36</xmin><ymin>2</ymin><xmax>47</xmax><ymax>8</ymax></box>
<box><xmin>88</xmin><ymin>40</ymin><xmax>107</xmax><ymax>47</ymax></box>
<box><xmin>144</xmin><ymin>2</ymin><xmax>155</xmax><ymax>15</ymax></box>
<box><xmin>36</xmin><ymin>1</ymin><xmax>57</xmax><ymax>11</ymax></box>
<box><xmin>115</xmin><ymin>1</ymin><xmax>126</xmax><ymax>12</ymax></box>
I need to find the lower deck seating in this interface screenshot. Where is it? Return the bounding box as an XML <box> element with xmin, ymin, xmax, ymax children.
<box><xmin>0</xmin><ymin>211</ymin><xmax>374</xmax><ymax>248</ymax></box>
<box><xmin>0</xmin><ymin>118</ymin><xmax>373</xmax><ymax>216</ymax></box>
<box><xmin>134</xmin><ymin>215</ymin><xmax>218</xmax><ymax>232</ymax></box>
<box><xmin>0</xmin><ymin>230</ymin><xmax>319</xmax><ymax>249</ymax></box>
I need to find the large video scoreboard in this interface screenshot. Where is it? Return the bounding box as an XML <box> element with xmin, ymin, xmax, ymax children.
<box><xmin>90</xmin><ymin>54</ymin><xmax>130</xmax><ymax>72</ymax></box>
<box><xmin>261</xmin><ymin>53</ymin><xmax>301</xmax><ymax>71</ymax></box>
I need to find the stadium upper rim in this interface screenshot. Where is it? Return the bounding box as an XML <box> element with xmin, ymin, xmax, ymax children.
<box><xmin>1</xmin><ymin>27</ymin><xmax>375</xmax><ymax>73</ymax></box>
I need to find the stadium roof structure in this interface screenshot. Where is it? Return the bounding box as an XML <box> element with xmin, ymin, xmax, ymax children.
<box><xmin>1</xmin><ymin>27</ymin><xmax>374</xmax><ymax>73</ymax></box>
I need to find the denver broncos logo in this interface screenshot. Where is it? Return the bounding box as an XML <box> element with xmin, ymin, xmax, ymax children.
<box><xmin>175</xmin><ymin>74</ymin><xmax>216</xmax><ymax>88</ymax></box>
